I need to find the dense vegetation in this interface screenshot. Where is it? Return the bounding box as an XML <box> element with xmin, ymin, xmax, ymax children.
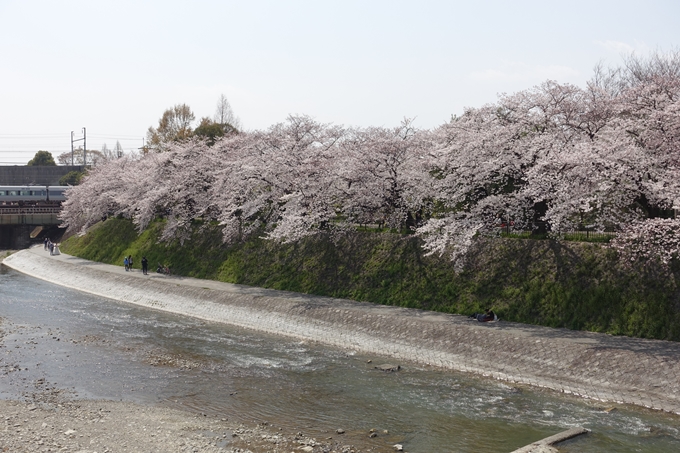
<box><xmin>62</xmin><ymin>218</ymin><xmax>680</xmax><ymax>341</ymax></box>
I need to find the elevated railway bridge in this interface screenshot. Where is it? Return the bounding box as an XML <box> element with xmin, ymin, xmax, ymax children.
<box><xmin>0</xmin><ymin>164</ymin><xmax>79</xmax><ymax>249</ymax></box>
<box><xmin>0</xmin><ymin>206</ymin><xmax>62</xmax><ymax>225</ymax></box>
<box><xmin>0</xmin><ymin>205</ymin><xmax>64</xmax><ymax>249</ymax></box>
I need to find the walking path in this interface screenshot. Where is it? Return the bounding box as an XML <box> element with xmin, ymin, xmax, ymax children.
<box><xmin>3</xmin><ymin>246</ymin><xmax>680</xmax><ymax>415</ymax></box>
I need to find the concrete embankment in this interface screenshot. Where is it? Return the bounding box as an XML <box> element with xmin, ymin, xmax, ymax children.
<box><xmin>3</xmin><ymin>247</ymin><xmax>680</xmax><ymax>415</ymax></box>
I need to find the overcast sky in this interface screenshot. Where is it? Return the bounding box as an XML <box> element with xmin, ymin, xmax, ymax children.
<box><xmin>1</xmin><ymin>0</ymin><xmax>678</xmax><ymax>164</ymax></box>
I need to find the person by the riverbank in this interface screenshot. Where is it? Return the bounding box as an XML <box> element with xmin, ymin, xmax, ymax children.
<box><xmin>470</xmin><ymin>309</ymin><xmax>497</xmax><ymax>322</ymax></box>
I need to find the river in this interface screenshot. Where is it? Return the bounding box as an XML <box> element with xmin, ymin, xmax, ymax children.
<box><xmin>1</xmin><ymin>263</ymin><xmax>679</xmax><ymax>452</ymax></box>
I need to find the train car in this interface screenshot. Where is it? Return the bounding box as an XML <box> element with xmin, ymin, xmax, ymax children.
<box><xmin>46</xmin><ymin>186</ymin><xmax>68</xmax><ymax>202</ymax></box>
<box><xmin>0</xmin><ymin>185</ymin><xmax>69</xmax><ymax>205</ymax></box>
<box><xmin>0</xmin><ymin>186</ymin><xmax>47</xmax><ymax>203</ymax></box>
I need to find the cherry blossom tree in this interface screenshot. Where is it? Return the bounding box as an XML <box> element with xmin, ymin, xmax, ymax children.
<box><xmin>416</xmin><ymin>102</ymin><xmax>538</xmax><ymax>264</ymax></box>
<box><xmin>59</xmin><ymin>51</ymin><xmax>680</xmax><ymax>270</ymax></box>
<box><xmin>413</xmin><ymin>51</ymin><xmax>680</xmax><ymax>268</ymax></box>
<box><xmin>336</xmin><ymin>119</ymin><xmax>433</xmax><ymax>231</ymax></box>
<box><xmin>211</xmin><ymin>115</ymin><xmax>344</xmax><ymax>244</ymax></box>
<box><xmin>59</xmin><ymin>154</ymin><xmax>137</xmax><ymax>234</ymax></box>
<box><xmin>611</xmin><ymin>218</ymin><xmax>680</xmax><ymax>270</ymax></box>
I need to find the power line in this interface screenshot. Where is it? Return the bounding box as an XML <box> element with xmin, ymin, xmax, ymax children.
<box><xmin>0</xmin><ymin>133</ymin><xmax>143</xmax><ymax>139</ymax></box>
<box><xmin>0</xmin><ymin>134</ymin><xmax>68</xmax><ymax>138</ymax></box>
<box><xmin>88</xmin><ymin>134</ymin><xmax>145</xmax><ymax>139</ymax></box>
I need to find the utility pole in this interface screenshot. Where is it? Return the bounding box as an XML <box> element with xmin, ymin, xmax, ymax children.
<box><xmin>70</xmin><ymin>128</ymin><xmax>86</xmax><ymax>167</ymax></box>
<box><xmin>138</xmin><ymin>137</ymin><xmax>147</xmax><ymax>155</ymax></box>
<box><xmin>83</xmin><ymin>127</ymin><xmax>86</xmax><ymax>167</ymax></box>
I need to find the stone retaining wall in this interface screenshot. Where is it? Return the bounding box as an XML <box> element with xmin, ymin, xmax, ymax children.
<box><xmin>3</xmin><ymin>249</ymin><xmax>680</xmax><ymax>414</ymax></box>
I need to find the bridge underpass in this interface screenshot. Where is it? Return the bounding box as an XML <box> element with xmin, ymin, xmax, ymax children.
<box><xmin>0</xmin><ymin>207</ymin><xmax>64</xmax><ymax>249</ymax></box>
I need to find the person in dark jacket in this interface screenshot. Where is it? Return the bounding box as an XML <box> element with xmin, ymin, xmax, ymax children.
<box><xmin>141</xmin><ymin>256</ymin><xmax>148</xmax><ymax>275</ymax></box>
<box><xmin>470</xmin><ymin>309</ymin><xmax>496</xmax><ymax>322</ymax></box>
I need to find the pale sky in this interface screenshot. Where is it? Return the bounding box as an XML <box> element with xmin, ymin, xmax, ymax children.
<box><xmin>0</xmin><ymin>0</ymin><xmax>678</xmax><ymax>164</ymax></box>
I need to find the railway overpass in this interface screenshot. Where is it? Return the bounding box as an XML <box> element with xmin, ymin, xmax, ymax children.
<box><xmin>0</xmin><ymin>206</ymin><xmax>61</xmax><ymax>226</ymax></box>
<box><xmin>0</xmin><ymin>206</ymin><xmax>63</xmax><ymax>249</ymax></box>
<box><xmin>0</xmin><ymin>165</ymin><xmax>78</xmax><ymax>249</ymax></box>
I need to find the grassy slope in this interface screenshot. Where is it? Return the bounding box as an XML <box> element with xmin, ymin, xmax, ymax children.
<box><xmin>61</xmin><ymin>218</ymin><xmax>680</xmax><ymax>341</ymax></box>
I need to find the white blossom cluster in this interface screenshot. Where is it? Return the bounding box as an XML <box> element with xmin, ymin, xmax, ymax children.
<box><xmin>611</xmin><ymin>218</ymin><xmax>680</xmax><ymax>268</ymax></box>
<box><xmin>59</xmin><ymin>53</ymin><xmax>680</xmax><ymax>268</ymax></box>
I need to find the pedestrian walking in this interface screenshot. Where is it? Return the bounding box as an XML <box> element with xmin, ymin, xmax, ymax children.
<box><xmin>124</xmin><ymin>256</ymin><xmax>129</xmax><ymax>271</ymax></box>
<box><xmin>44</xmin><ymin>237</ymin><xmax>48</xmax><ymax>250</ymax></box>
<box><xmin>128</xmin><ymin>255</ymin><xmax>134</xmax><ymax>270</ymax></box>
<box><xmin>141</xmin><ymin>256</ymin><xmax>148</xmax><ymax>275</ymax></box>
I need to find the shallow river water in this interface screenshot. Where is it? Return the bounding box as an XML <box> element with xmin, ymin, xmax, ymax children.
<box><xmin>1</xmin><ymin>264</ymin><xmax>679</xmax><ymax>452</ymax></box>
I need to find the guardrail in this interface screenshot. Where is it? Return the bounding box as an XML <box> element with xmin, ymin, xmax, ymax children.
<box><xmin>0</xmin><ymin>206</ymin><xmax>62</xmax><ymax>214</ymax></box>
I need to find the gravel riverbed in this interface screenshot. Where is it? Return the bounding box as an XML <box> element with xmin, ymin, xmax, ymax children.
<box><xmin>0</xmin><ymin>317</ymin><xmax>391</xmax><ymax>453</ymax></box>
<box><xmin>0</xmin><ymin>395</ymin><xmax>365</xmax><ymax>453</ymax></box>
<box><xmin>0</xmin><ymin>250</ymin><xmax>389</xmax><ymax>453</ymax></box>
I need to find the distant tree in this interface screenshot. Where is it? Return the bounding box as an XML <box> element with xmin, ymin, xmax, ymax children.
<box><xmin>214</xmin><ymin>94</ymin><xmax>241</xmax><ymax>130</ymax></box>
<box><xmin>194</xmin><ymin>117</ymin><xmax>238</xmax><ymax>146</ymax></box>
<box><xmin>146</xmin><ymin>104</ymin><xmax>196</xmax><ymax>152</ymax></box>
<box><xmin>100</xmin><ymin>143</ymin><xmax>115</xmax><ymax>161</ymax></box>
<box><xmin>114</xmin><ymin>141</ymin><xmax>124</xmax><ymax>158</ymax></box>
<box><xmin>194</xmin><ymin>117</ymin><xmax>225</xmax><ymax>146</ymax></box>
<box><xmin>57</xmin><ymin>147</ymin><xmax>105</xmax><ymax>166</ymax></box>
<box><xmin>59</xmin><ymin>170</ymin><xmax>85</xmax><ymax>186</ymax></box>
<box><xmin>100</xmin><ymin>142</ymin><xmax>125</xmax><ymax>160</ymax></box>
<box><xmin>57</xmin><ymin>149</ymin><xmax>81</xmax><ymax>165</ymax></box>
<box><xmin>27</xmin><ymin>150</ymin><xmax>56</xmax><ymax>166</ymax></box>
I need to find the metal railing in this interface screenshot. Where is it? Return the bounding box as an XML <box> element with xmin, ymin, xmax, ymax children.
<box><xmin>498</xmin><ymin>229</ymin><xmax>616</xmax><ymax>242</ymax></box>
<box><xmin>0</xmin><ymin>206</ymin><xmax>62</xmax><ymax>214</ymax></box>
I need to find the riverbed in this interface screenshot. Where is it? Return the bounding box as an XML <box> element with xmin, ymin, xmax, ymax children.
<box><xmin>2</xmin><ymin>259</ymin><xmax>680</xmax><ymax>452</ymax></box>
